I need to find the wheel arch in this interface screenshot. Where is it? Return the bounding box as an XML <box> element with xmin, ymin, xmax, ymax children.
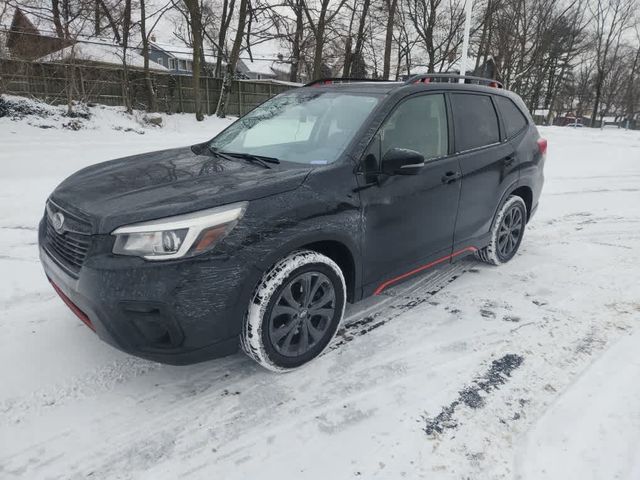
<box><xmin>509</xmin><ymin>185</ymin><xmax>533</xmax><ymax>221</ymax></box>
<box><xmin>254</xmin><ymin>233</ymin><xmax>361</xmax><ymax>304</ymax></box>
<box><xmin>492</xmin><ymin>182</ymin><xmax>533</xmax><ymax>231</ymax></box>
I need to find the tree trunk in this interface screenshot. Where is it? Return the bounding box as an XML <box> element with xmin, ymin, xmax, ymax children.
<box><xmin>590</xmin><ymin>69</ymin><xmax>604</xmax><ymax>127</ymax></box>
<box><xmin>121</xmin><ymin>0</ymin><xmax>132</xmax><ymax>114</ymax></box>
<box><xmin>140</xmin><ymin>0</ymin><xmax>155</xmax><ymax>112</ymax></box>
<box><xmin>343</xmin><ymin>0</ymin><xmax>358</xmax><ymax>77</ymax></box>
<box><xmin>216</xmin><ymin>0</ymin><xmax>248</xmax><ymax>118</ymax></box>
<box><xmin>51</xmin><ymin>0</ymin><xmax>65</xmax><ymax>38</ymax></box>
<box><xmin>624</xmin><ymin>45</ymin><xmax>640</xmax><ymax>124</ymax></box>
<box><xmin>312</xmin><ymin>22</ymin><xmax>326</xmax><ymax>79</ymax></box>
<box><xmin>351</xmin><ymin>0</ymin><xmax>370</xmax><ymax>76</ymax></box>
<box><xmin>215</xmin><ymin>0</ymin><xmax>235</xmax><ymax>78</ymax></box>
<box><xmin>94</xmin><ymin>0</ymin><xmax>101</xmax><ymax>36</ymax></box>
<box><xmin>98</xmin><ymin>0</ymin><xmax>121</xmax><ymax>43</ymax></box>
<box><xmin>382</xmin><ymin>0</ymin><xmax>397</xmax><ymax>80</ymax></box>
<box><xmin>183</xmin><ymin>0</ymin><xmax>204</xmax><ymax>120</ymax></box>
<box><xmin>311</xmin><ymin>0</ymin><xmax>330</xmax><ymax>80</ymax></box>
<box><xmin>290</xmin><ymin>0</ymin><xmax>303</xmax><ymax>82</ymax></box>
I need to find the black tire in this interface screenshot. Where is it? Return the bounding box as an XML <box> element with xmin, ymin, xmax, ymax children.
<box><xmin>476</xmin><ymin>195</ymin><xmax>527</xmax><ymax>266</ymax></box>
<box><xmin>240</xmin><ymin>250</ymin><xmax>346</xmax><ymax>372</ymax></box>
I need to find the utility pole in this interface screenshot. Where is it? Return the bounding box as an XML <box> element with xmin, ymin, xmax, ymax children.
<box><xmin>459</xmin><ymin>0</ymin><xmax>473</xmax><ymax>82</ymax></box>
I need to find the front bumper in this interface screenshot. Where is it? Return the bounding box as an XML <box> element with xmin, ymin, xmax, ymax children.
<box><xmin>39</xmin><ymin>220</ymin><xmax>261</xmax><ymax>365</ymax></box>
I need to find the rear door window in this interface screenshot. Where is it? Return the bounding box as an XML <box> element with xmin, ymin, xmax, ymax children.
<box><xmin>494</xmin><ymin>96</ymin><xmax>528</xmax><ymax>138</ymax></box>
<box><xmin>450</xmin><ymin>93</ymin><xmax>500</xmax><ymax>152</ymax></box>
<box><xmin>380</xmin><ymin>94</ymin><xmax>448</xmax><ymax>160</ymax></box>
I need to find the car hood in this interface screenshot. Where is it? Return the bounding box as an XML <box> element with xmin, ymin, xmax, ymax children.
<box><xmin>50</xmin><ymin>146</ymin><xmax>312</xmax><ymax>233</ymax></box>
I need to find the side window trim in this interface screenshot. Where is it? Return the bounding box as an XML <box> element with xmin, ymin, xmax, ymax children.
<box><xmin>495</xmin><ymin>95</ymin><xmax>529</xmax><ymax>141</ymax></box>
<box><xmin>449</xmin><ymin>92</ymin><xmax>502</xmax><ymax>153</ymax></box>
<box><xmin>491</xmin><ymin>95</ymin><xmax>507</xmax><ymax>143</ymax></box>
<box><xmin>357</xmin><ymin>91</ymin><xmax>454</xmax><ymax>174</ymax></box>
<box><xmin>382</xmin><ymin>91</ymin><xmax>451</xmax><ymax>160</ymax></box>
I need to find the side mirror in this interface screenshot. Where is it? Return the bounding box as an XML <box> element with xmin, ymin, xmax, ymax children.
<box><xmin>381</xmin><ymin>148</ymin><xmax>425</xmax><ymax>176</ymax></box>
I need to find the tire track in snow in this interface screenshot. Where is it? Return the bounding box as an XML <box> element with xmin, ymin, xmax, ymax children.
<box><xmin>1</xmin><ymin>260</ymin><xmax>476</xmax><ymax>478</ymax></box>
<box><xmin>1</xmin><ymin>258</ymin><xmax>473</xmax><ymax>430</ymax></box>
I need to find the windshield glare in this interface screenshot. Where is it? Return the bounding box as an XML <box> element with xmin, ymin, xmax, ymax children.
<box><xmin>209</xmin><ymin>91</ymin><xmax>381</xmax><ymax>165</ymax></box>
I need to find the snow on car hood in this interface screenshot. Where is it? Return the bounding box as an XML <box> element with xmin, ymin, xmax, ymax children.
<box><xmin>50</xmin><ymin>146</ymin><xmax>312</xmax><ymax>233</ymax></box>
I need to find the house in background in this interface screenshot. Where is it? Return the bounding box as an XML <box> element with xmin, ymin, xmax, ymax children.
<box><xmin>5</xmin><ymin>8</ymin><xmax>71</xmax><ymax>60</ymax></box>
<box><xmin>147</xmin><ymin>39</ymin><xmax>216</xmax><ymax>75</ymax></box>
<box><xmin>146</xmin><ymin>40</ymin><xmax>291</xmax><ymax>80</ymax></box>
<box><xmin>237</xmin><ymin>55</ymin><xmax>291</xmax><ymax>81</ymax></box>
<box><xmin>36</xmin><ymin>39</ymin><xmax>168</xmax><ymax>72</ymax></box>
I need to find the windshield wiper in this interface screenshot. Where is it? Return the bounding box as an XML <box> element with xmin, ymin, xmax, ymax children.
<box><xmin>209</xmin><ymin>147</ymin><xmax>280</xmax><ymax>168</ymax></box>
<box><xmin>208</xmin><ymin>147</ymin><xmax>236</xmax><ymax>162</ymax></box>
<box><xmin>224</xmin><ymin>152</ymin><xmax>280</xmax><ymax>169</ymax></box>
<box><xmin>208</xmin><ymin>147</ymin><xmax>280</xmax><ymax>169</ymax></box>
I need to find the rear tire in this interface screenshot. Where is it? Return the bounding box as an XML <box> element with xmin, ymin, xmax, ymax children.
<box><xmin>476</xmin><ymin>195</ymin><xmax>527</xmax><ymax>266</ymax></box>
<box><xmin>241</xmin><ymin>250</ymin><xmax>346</xmax><ymax>372</ymax></box>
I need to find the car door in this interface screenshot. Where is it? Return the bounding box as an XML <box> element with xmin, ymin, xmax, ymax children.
<box><xmin>357</xmin><ymin>93</ymin><xmax>462</xmax><ymax>294</ymax></box>
<box><xmin>449</xmin><ymin>92</ymin><xmax>517</xmax><ymax>250</ymax></box>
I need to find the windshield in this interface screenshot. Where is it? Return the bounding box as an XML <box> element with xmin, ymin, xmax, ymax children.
<box><xmin>209</xmin><ymin>91</ymin><xmax>381</xmax><ymax>165</ymax></box>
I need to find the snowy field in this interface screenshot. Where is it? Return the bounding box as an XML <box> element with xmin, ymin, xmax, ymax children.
<box><xmin>1</xmin><ymin>99</ymin><xmax>639</xmax><ymax>479</ymax></box>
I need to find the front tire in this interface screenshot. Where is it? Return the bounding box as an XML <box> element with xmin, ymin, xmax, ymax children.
<box><xmin>476</xmin><ymin>195</ymin><xmax>527</xmax><ymax>266</ymax></box>
<box><xmin>241</xmin><ymin>250</ymin><xmax>346</xmax><ymax>372</ymax></box>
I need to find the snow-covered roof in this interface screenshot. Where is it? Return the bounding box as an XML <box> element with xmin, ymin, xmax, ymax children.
<box><xmin>37</xmin><ymin>41</ymin><xmax>168</xmax><ymax>71</ymax></box>
<box><xmin>239</xmin><ymin>78</ymin><xmax>302</xmax><ymax>88</ymax></box>
<box><xmin>149</xmin><ymin>41</ymin><xmax>216</xmax><ymax>64</ymax></box>
<box><xmin>240</xmin><ymin>55</ymin><xmax>291</xmax><ymax>76</ymax></box>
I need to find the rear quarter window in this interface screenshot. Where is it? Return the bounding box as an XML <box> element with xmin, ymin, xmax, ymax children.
<box><xmin>494</xmin><ymin>96</ymin><xmax>528</xmax><ymax>138</ymax></box>
<box><xmin>450</xmin><ymin>93</ymin><xmax>500</xmax><ymax>152</ymax></box>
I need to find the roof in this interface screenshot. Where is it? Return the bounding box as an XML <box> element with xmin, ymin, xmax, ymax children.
<box><xmin>37</xmin><ymin>41</ymin><xmax>168</xmax><ymax>71</ymax></box>
<box><xmin>239</xmin><ymin>78</ymin><xmax>303</xmax><ymax>88</ymax></box>
<box><xmin>149</xmin><ymin>41</ymin><xmax>216</xmax><ymax>64</ymax></box>
<box><xmin>6</xmin><ymin>5</ymin><xmax>58</xmax><ymax>35</ymax></box>
<box><xmin>238</xmin><ymin>55</ymin><xmax>291</xmax><ymax>77</ymax></box>
<box><xmin>297</xmin><ymin>78</ymin><xmax>517</xmax><ymax>99</ymax></box>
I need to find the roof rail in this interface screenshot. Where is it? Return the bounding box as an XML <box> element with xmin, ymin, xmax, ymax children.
<box><xmin>405</xmin><ymin>74</ymin><xmax>503</xmax><ymax>89</ymax></box>
<box><xmin>303</xmin><ymin>77</ymin><xmax>398</xmax><ymax>87</ymax></box>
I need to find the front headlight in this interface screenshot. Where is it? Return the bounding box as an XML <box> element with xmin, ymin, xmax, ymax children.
<box><xmin>111</xmin><ymin>202</ymin><xmax>247</xmax><ymax>260</ymax></box>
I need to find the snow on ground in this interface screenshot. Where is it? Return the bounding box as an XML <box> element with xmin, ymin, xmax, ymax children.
<box><xmin>0</xmin><ymin>98</ymin><xmax>639</xmax><ymax>479</ymax></box>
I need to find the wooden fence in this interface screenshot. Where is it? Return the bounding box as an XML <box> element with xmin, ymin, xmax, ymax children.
<box><xmin>0</xmin><ymin>58</ymin><xmax>294</xmax><ymax>116</ymax></box>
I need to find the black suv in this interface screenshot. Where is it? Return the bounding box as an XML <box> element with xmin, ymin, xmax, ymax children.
<box><xmin>39</xmin><ymin>75</ymin><xmax>546</xmax><ymax>371</ymax></box>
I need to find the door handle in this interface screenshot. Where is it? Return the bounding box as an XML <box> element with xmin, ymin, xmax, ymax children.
<box><xmin>441</xmin><ymin>171</ymin><xmax>461</xmax><ymax>184</ymax></box>
<box><xmin>503</xmin><ymin>155</ymin><xmax>516</xmax><ymax>166</ymax></box>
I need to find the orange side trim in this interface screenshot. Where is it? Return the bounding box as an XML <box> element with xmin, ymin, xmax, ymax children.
<box><xmin>373</xmin><ymin>247</ymin><xmax>478</xmax><ymax>295</ymax></box>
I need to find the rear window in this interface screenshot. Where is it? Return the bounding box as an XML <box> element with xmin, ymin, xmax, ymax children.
<box><xmin>450</xmin><ymin>93</ymin><xmax>500</xmax><ymax>151</ymax></box>
<box><xmin>494</xmin><ymin>96</ymin><xmax>528</xmax><ymax>138</ymax></box>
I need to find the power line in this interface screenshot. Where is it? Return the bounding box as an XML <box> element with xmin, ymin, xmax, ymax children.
<box><xmin>0</xmin><ymin>27</ymin><xmax>290</xmax><ymax>63</ymax></box>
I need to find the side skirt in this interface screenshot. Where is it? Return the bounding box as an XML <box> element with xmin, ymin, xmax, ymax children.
<box><xmin>373</xmin><ymin>246</ymin><xmax>478</xmax><ymax>295</ymax></box>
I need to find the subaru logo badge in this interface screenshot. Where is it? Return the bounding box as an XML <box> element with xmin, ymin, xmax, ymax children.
<box><xmin>52</xmin><ymin>212</ymin><xmax>65</xmax><ymax>233</ymax></box>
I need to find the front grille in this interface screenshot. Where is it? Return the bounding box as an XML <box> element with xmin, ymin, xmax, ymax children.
<box><xmin>43</xmin><ymin>201</ymin><xmax>92</xmax><ymax>277</ymax></box>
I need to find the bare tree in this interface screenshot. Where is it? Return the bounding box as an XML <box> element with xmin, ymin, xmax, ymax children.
<box><xmin>302</xmin><ymin>0</ymin><xmax>349</xmax><ymax>79</ymax></box>
<box><xmin>216</xmin><ymin>0</ymin><xmax>248</xmax><ymax>117</ymax></box>
<box><xmin>382</xmin><ymin>0</ymin><xmax>398</xmax><ymax>79</ymax></box>
<box><xmin>588</xmin><ymin>0</ymin><xmax>636</xmax><ymax>126</ymax></box>
<box><xmin>213</xmin><ymin>0</ymin><xmax>235</xmax><ymax>77</ymax></box>
<box><xmin>407</xmin><ymin>0</ymin><xmax>466</xmax><ymax>73</ymax></box>
<box><xmin>181</xmin><ymin>0</ymin><xmax>205</xmax><ymax>120</ymax></box>
<box><xmin>343</xmin><ymin>0</ymin><xmax>371</xmax><ymax>76</ymax></box>
<box><xmin>121</xmin><ymin>0</ymin><xmax>133</xmax><ymax>113</ymax></box>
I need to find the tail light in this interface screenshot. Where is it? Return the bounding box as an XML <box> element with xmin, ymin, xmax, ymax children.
<box><xmin>537</xmin><ymin>138</ymin><xmax>548</xmax><ymax>156</ymax></box>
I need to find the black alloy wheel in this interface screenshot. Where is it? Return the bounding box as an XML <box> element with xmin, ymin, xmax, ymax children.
<box><xmin>496</xmin><ymin>203</ymin><xmax>524</xmax><ymax>260</ymax></box>
<box><xmin>267</xmin><ymin>271</ymin><xmax>336</xmax><ymax>357</ymax></box>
